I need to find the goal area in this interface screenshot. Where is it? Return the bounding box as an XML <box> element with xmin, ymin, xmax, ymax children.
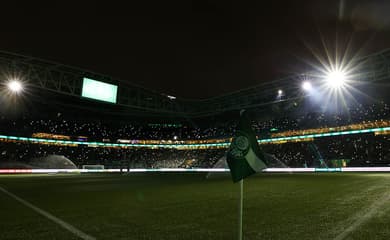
<box><xmin>82</xmin><ymin>165</ymin><xmax>105</xmax><ymax>170</ymax></box>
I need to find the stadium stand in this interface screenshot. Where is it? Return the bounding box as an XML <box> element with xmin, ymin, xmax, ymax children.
<box><xmin>1</xmin><ymin>101</ymin><xmax>389</xmax><ymax>168</ymax></box>
<box><xmin>0</xmin><ymin>102</ymin><xmax>388</xmax><ymax>140</ymax></box>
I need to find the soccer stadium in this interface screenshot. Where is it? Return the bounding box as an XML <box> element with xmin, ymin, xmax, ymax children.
<box><xmin>2</xmin><ymin>2</ymin><xmax>390</xmax><ymax>240</ymax></box>
<box><xmin>0</xmin><ymin>47</ymin><xmax>389</xmax><ymax>239</ymax></box>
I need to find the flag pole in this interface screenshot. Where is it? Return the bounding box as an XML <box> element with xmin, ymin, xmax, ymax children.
<box><xmin>238</xmin><ymin>178</ymin><xmax>243</xmax><ymax>240</ymax></box>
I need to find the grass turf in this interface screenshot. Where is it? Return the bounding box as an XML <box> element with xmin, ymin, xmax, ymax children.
<box><xmin>1</xmin><ymin>173</ymin><xmax>390</xmax><ymax>239</ymax></box>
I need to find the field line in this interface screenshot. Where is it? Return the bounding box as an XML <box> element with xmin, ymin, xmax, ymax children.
<box><xmin>333</xmin><ymin>191</ymin><xmax>390</xmax><ymax>240</ymax></box>
<box><xmin>0</xmin><ymin>186</ymin><xmax>96</xmax><ymax>240</ymax></box>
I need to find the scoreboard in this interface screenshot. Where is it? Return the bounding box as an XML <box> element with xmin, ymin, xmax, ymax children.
<box><xmin>81</xmin><ymin>78</ymin><xmax>118</xmax><ymax>103</ymax></box>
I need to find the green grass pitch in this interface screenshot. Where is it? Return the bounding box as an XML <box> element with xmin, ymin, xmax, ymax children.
<box><xmin>1</xmin><ymin>173</ymin><xmax>390</xmax><ymax>239</ymax></box>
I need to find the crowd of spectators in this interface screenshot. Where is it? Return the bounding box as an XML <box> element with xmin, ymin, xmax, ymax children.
<box><xmin>262</xmin><ymin>134</ymin><xmax>390</xmax><ymax>167</ymax></box>
<box><xmin>1</xmin><ymin>133</ymin><xmax>389</xmax><ymax>168</ymax></box>
<box><xmin>253</xmin><ymin>102</ymin><xmax>390</xmax><ymax>136</ymax></box>
<box><xmin>0</xmin><ymin>101</ymin><xmax>389</xmax><ymax>168</ymax></box>
<box><xmin>0</xmin><ymin>102</ymin><xmax>388</xmax><ymax>142</ymax></box>
<box><xmin>0</xmin><ymin>142</ymin><xmax>225</xmax><ymax>169</ymax></box>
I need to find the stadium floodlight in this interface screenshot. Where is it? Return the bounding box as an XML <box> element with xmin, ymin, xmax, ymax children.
<box><xmin>302</xmin><ymin>81</ymin><xmax>312</xmax><ymax>91</ymax></box>
<box><xmin>326</xmin><ymin>70</ymin><xmax>346</xmax><ymax>88</ymax></box>
<box><xmin>7</xmin><ymin>80</ymin><xmax>23</xmax><ymax>93</ymax></box>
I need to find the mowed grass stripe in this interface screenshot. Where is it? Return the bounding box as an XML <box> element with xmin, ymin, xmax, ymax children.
<box><xmin>1</xmin><ymin>173</ymin><xmax>390</xmax><ymax>239</ymax></box>
<box><xmin>0</xmin><ymin>192</ymin><xmax>79</xmax><ymax>240</ymax></box>
<box><xmin>334</xmin><ymin>190</ymin><xmax>390</xmax><ymax>240</ymax></box>
<box><xmin>0</xmin><ymin>186</ymin><xmax>96</xmax><ymax>240</ymax></box>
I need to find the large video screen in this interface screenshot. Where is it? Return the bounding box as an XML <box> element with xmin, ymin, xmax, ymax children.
<box><xmin>81</xmin><ymin>78</ymin><xmax>118</xmax><ymax>103</ymax></box>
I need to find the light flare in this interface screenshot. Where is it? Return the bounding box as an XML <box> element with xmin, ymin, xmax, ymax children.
<box><xmin>7</xmin><ymin>80</ymin><xmax>23</xmax><ymax>93</ymax></box>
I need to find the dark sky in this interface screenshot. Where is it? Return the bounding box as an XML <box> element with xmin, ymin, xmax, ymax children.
<box><xmin>1</xmin><ymin>1</ymin><xmax>390</xmax><ymax>99</ymax></box>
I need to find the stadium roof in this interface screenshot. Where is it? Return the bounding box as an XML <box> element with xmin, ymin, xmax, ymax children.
<box><xmin>2</xmin><ymin>1</ymin><xmax>390</xmax><ymax>99</ymax></box>
<box><xmin>0</xmin><ymin>47</ymin><xmax>389</xmax><ymax>119</ymax></box>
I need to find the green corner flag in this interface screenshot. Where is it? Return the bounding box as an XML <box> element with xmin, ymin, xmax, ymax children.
<box><xmin>227</xmin><ymin>110</ymin><xmax>267</xmax><ymax>182</ymax></box>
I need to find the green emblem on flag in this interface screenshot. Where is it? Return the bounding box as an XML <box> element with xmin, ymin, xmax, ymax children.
<box><xmin>230</xmin><ymin>134</ymin><xmax>249</xmax><ymax>158</ymax></box>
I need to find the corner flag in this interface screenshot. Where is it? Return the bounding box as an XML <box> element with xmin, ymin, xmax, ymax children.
<box><xmin>227</xmin><ymin>110</ymin><xmax>267</xmax><ymax>182</ymax></box>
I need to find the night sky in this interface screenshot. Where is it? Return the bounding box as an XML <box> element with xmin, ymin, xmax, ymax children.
<box><xmin>1</xmin><ymin>1</ymin><xmax>390</xmax><ymax>99</ymax></box>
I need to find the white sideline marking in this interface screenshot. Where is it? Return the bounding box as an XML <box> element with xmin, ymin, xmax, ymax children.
<box><xmin>334</xmin><ymin>191</ymin><xmax>390</xmax><ymax>240</ymax></box>
<box><xmin>0</xmin><ymin>186</ymin><xmax>96</xmax><ymax>240</ymax></box>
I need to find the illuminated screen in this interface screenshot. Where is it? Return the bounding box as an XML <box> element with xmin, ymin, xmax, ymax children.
<box><xmin>81</xmin><ymin>78</ymin><xmax>118</xmax><ymax>103</ymax></box>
